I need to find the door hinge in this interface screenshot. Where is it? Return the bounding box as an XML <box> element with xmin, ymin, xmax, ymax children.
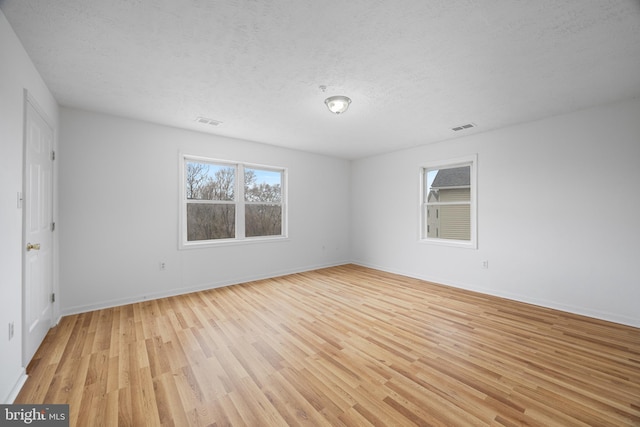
<box><xmin>51</xmin><ymin>150</ymin><xmax>56</xmax><ymax>161</ymax></box>
<box><xmin>51</xmin><ymin>293</ymin><xmax>55</xmax><ymax>303</ymax></box>
<box><xmin>51</xmin><ymin>222</ymin><xmax>56</xmax><ymax>232</ymax></box>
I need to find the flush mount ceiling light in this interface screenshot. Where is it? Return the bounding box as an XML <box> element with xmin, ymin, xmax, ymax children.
<box><xmin>324</xmin><ymin>95</ymin><xmax>351</xmax><ymax>115</ymax></box>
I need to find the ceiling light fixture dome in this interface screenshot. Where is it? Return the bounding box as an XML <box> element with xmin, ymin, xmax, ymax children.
<box><xmin>324</xmin><ymin>95</ymin><xmax>351</xmax><ymax>115</ymax></box>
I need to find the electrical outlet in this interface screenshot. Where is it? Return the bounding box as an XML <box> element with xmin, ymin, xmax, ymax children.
<box><xmin>482</xmin><ymin>260</ymin><xmax>489</xmax><ymax>269</ymax></box>
<box><xmin>8</xmin><ymin>322</ymin><xmax>14</xmax><ymax>340</ymax></box>
<box><xmin>159</xmin><ymin>262</ymin><xmax>166</xmax><ymax>271</ymax></box>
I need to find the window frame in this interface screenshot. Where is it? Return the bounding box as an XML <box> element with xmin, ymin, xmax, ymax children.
<box><xmin>419</xmin><ymin>154</ymin><xmax>477</xmax><ymax>249</ymax></box>
<box><xmin>179</xmin><ymin>154</ymin><xmax>288</xmax><ymax>249</ymax></box>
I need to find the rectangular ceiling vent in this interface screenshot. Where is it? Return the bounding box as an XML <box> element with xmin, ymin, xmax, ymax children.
<box><xmin>195</xmin><ymin>116</ymin><xmax>222</xmax><ymax>126</ymax></box>
<box><xmin>451</xmin><ymin>123</ymin><xmax>476</xmax><ymax>132</ymax></box>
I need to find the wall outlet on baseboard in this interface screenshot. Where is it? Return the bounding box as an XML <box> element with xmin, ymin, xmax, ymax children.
<box><xmin>482</xmin><ymin>260</ymin><xmax>489</xmax><ymax>269</ymax></box>
<box><xmin>159</xmin><ymin>262</ymin><xmax>166</xmax><ymax>271</ymax></box>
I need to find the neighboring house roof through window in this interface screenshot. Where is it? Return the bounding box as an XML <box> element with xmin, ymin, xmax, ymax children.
<box><xmin>431</xmin><ymin>166</ymin><xmax>470</xmax><ymax>188</ymax></box>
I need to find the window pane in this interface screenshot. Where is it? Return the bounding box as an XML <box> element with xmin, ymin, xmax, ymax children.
<box><xmin>424</xmin><ymin>163</ymin><xmax>472</xmax><ymax>242</ymax></box>
<box><xmin>245</xmin><ymin>204</ymin><xmax>282</xmax><ymax>237</ymax></box>
<box><xmin>439</xmin><ymin>204</ymin><xmax>471</xmax><ymax>240</ymax></box>
<box><xmin>245</xmin><ymin>168</ymin><xmax>282</xmax><ymax>202</ymax></box>
<box><xmin>425</xmin><ymin>204</ymin><xmax>471</xmax><ymax>240</ymax></box>
<box><xmin>187</xmin><ymin>203</ymin><xmax>235</xmax><ymax>240</ymax></box>
<box><xmin>182</xmin><ymin>156</ymin><xmax>287</xmax><ymax>246</ymax></box>
<box><xmin>426</xmin><ymin>166</ymin><xmax>471</xmax><ymax>201</ymax></box>
<box><xmin>186</xmin><ymin>162</ymin><xmax>235</xmax><ymax>201</ymax></box>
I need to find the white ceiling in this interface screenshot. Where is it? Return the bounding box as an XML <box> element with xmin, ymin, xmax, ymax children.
<box><xmin>2</xmin><ymin>0</ymin><xmax>640</xmax><ymax>159</ymax></box>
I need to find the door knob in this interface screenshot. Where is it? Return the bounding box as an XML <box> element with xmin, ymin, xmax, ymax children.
<box><xmin>26</xmin><ymin>243</ymin><xmax>41</xmax><ymax>251</ymax></box>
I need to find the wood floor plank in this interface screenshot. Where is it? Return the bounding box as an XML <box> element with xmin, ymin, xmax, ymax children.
<box><xmin>15</xmin><ymin>264</ymin><xmax>640</xmax><ymax>426</ymax></box>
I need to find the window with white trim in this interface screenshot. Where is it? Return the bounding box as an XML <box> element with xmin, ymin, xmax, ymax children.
<box><xmin>420</xmin><ymin>155</ymin><xmax>477</xmax><ymax>248</ymax></box>
<box><xmin>181</xmin><ymin>155</ymin><xmax>286</xmax><ymax>247</ymax></box>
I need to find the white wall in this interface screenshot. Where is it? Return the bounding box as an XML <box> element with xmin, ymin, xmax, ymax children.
<box><xmin>3</xmin><ymin>6</ymin><xmax>639</xmax><ymax>406</ymax></box>
<box><xmin>351</xmin><ymin>97</ymin><xmax>640</xmax><ymax>327</ymax></box>
<box><xmin>0</xmin><ymin>11</ymin><xmax>59</xmax><ymax>403</ymax></box>
<box><xmin>59</xmin><ymin>108</ymin><xmax>350</xmax><ymax>314</ymax></box>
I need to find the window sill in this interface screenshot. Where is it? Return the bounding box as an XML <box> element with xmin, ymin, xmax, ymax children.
<box><xmin>180</xmin><ymin>236</ymin><xmax>290</xmax><ymax>250</ymax></box>
<box><xmin>419</xmin><ymin>238</ymin><xmax>477</xmax><ymax>249</ymax></box>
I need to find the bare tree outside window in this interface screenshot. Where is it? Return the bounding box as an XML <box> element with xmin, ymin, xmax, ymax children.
<box><xmin>186</xmin><ymin>162</ymin><xmax>236</xmax><ymax>240</ymax></box>
<box><xmin>245</xmin><ymin>168</ymin><xmax>282</xmax><ymax>237</ymax></box>
<box><xmin>183</xmin><ymin>159</ymin><xmax>285</xmax><ymax>244</ymax></box>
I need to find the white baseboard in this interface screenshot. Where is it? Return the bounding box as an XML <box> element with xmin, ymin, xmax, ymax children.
<box><xmin>351</xmin><ymin>261</ymin><xmax>640</xmax><ymax>328</ymax></box>
<box><xmin>61</xmin><ymin>261</ymin><xmax>349</xmax><ymax>317</ymax></box>
<box><xmin>4</xmin><ymin>370</ymin><xmax>27</xmax><ymax>404</ymax></box>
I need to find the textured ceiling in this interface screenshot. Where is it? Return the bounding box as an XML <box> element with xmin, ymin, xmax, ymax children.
<box><xmin>2</xmin><ymin>0</ymin><xmax>640</xmax><ymax>159</ymax></box>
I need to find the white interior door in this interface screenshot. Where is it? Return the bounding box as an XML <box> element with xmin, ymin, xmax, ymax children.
<box><xmin>23</xmin><ymin>97</ymin><xmax>54</xmax><ymax>366</ymax></box>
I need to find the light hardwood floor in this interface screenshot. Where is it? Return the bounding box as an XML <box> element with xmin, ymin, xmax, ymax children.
<box><xmin>16</xmin><ymin>265</ymin><xmax>640</xmax><ymax>426</ymax></box>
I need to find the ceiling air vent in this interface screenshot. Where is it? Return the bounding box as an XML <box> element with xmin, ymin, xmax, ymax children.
<box><xmin>195</xmin><ymin>117</ymin><xmax>222</xmax><ymax>126</ymax></box>
<box><xmin>451</xmin><ymin>123</ymin><xmax>476</xmax><ymax>132</ymax></box>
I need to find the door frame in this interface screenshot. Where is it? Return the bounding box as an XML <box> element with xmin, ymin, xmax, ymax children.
<box><xmin>22</xmin><ymin>89</ymin><xmax>58</xmax><ymax>367</ymax></box>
